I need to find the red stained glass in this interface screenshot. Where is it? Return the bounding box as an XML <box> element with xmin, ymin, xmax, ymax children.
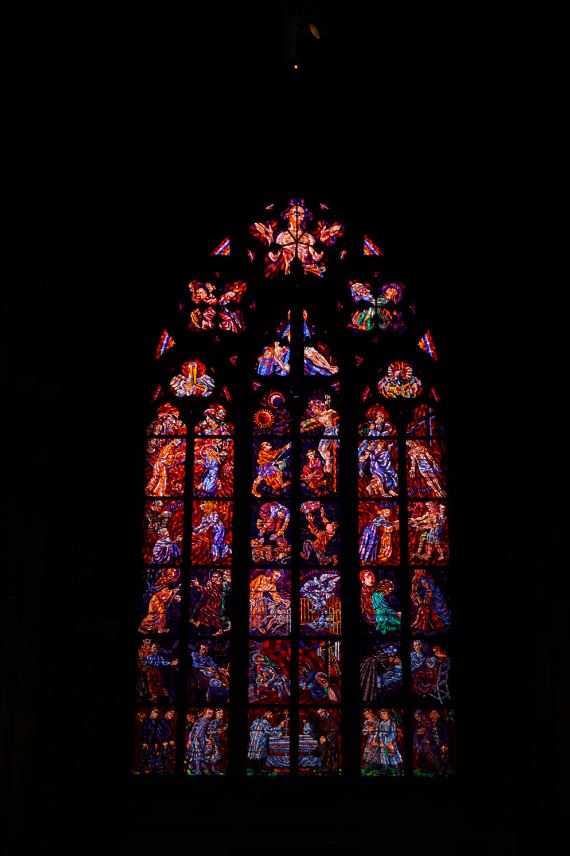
<box><xmin>145</xmin><ymin>438</ymin><xmax>186</xmax><ymax>497</ymax></box>
<box><xmin>406</xmin><ymin>437</ymin><xmax>446</xmax><ymax>498</ymax></box>
<box><xmin>247</xmin><ymin>707</ymin><xmax>291</xmax><ymax>775</ymax></box>
<box><xmin>170</xmin><ymin>359</ymin><xmax>215</xmax><ymax>398</ymax></box>
<box><xmin>133</xmin><ymin>707</ymin><xmax>177</xmax><ymax>774</ymax></box>
<box><xmin>299</xmin><ymin>707</ymin><xmax>341</xmax><ymax>775</ymax></box>
<box><xmin>378</xmin><ymin>361</ymin><xmax>421</xmax><ymax>399</ymax></box>
<box><xmin>408</xmin><ymin>502</ymin><xmax>449</xmax><ymax>564</ymax></box>
<box><xmin>251</xmin><ymin>501</ymin><xmax>291</xmax><ymax>565</ymax></box>
<box><xmin>185</xmin><ymin>708</ymin><xmax>229</xmax><ymax>775</ymax></box>
<box><xmin>147</xmin><ymin>402</ymin><xmax>187</xmax><ymax>436</ymax></box>
<box><xmin>249</xmin><ymin>569</ymin><xmax>291</xmax><ymax>636</ymax></box>
<box><xmin>406</xmin><ymin>404</ymin><xmax>444</xmax><ymax>438</ymax></box>
<box><xmin>139</xmin><ymin>567</ymin><xmax>181</xmax><ymax>634</ymax></box>
<box><xmin>299</xmin><ymin>639</ymin><xmax>342</xmax><ymax>704</ymax></box>
<box><xmin>301</xmin><ymin>439</ymin><xmax>339</xmax><ymax>496</ymax></box>
<box><xmin>253</xmin><ymin>390</ymin><xmax>291</xmax><ymax>436</ymax></box>
<box><xmin>410</xmin><ymin>569</ymin><xmax>451</xmax><ymax>634</ymax></box>
<box><xmin>143</xmin><ymin>500</ymin><xmax>184</xmax><ymax>564</ymax></box>
<box><xmin>191</xmin><ymin>501</ymin><xmax>233</xmax><ymax>565</ymax></box>
<box><xmin>300</xmin><ymin>501</ymin><xmax>340</xmax><ymax>566</ymax></box>
<box><xmin>361</xmin><ymin>708</ymin><xmax>404</xmax><ymax>776</ymax></box>
<box><xmin>193</xmin><ymin>437</ymin><xmax>234</xmax><ymax>497</ymax></box>
<box><xmin>252</xmin><ymin>438</ymin><xmax>292</xmax><ymax>498</ymax></box>
<box><xmin>358</xmin><ymin>403</ymin><xmax>396</xmax><ymax>437</ymax></box>
<box><xmin>358</xmin><ymin>502</ymin><xmax>400</xmax><ymax>566</ymax></box>
<box><xmin>189</xmin><ymin>569</ymin><xmax>231</xmax><ymax>635</ymax></box>
<box><xmin>248</xmin><ymin>640</ymin><xmax>291</xmax><ymax>703</ymax></box>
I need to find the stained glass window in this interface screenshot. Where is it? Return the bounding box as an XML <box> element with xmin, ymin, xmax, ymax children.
<box><xmin>133</xmin><ymin>197</ymin><xmax>455</xmax><ymax>778</ymax></box>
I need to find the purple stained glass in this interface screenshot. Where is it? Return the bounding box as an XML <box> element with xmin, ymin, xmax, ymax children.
<box><xmin>185</xmin><ymin>708</ymin><xmax>229</xmax><ymax>775</ymax></box>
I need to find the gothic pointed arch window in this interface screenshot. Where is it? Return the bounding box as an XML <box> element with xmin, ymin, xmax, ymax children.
<box><xmin>132</xmin><ymin>198</ymin><xmax>455</xmax><ymax>778</ymax></box>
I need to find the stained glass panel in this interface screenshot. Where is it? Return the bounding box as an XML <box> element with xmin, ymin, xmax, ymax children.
<box><xmin>412</xmin><ymin>709</ymin><xmax>455</xmax><ymax>777</ymax></box>
<box><xmin>359</xmin><ymin>569</ymin><xmax>401</xmax><ymax>635</ymax></box>
<box><xmin>248</xmin><ymin>640</ymin><xmax>291</xmax><ymax>703</ymax></box>
<box><xmin>251</xmin><ymin>501</ymin><xmax>291</xmax><ymax>564</ymax></box>
<box><xmin>408</xmin><ymin>502</ymin><xmax>449</xmax><ymax>564</ymax></box>
<box><xmin>249</xmin><ymin>569</ymin><xmax>292</xmax><ymax>636</ymax></box>
<box><xmin>300</xmin><ymin>570</ymin><xmax>342</xmax><ymax>636</ymax></box>
<box><xmin>136</xmin><ymin>639</ymin><xmax>179</xmax><ymax>703</ymax></box>
<box><xmin>145</xmin><ymin>438</ymin><xmax>186</xmax><ymax>496</ymax></box>
<box><xmin>187</xmin><ymin>640</ymin><xmax>231</xmax><ymax>704</ymax></box>
<box><xmin>300</xmin><ymin>501</ymin><xmax>340</xmax><ymax>566</ymax></box>
<box><xmin>299</xmin><ymin>639</ymin><xmax>342</xmax><ymax>704</ymax></box>
<box><xmin>358</xmin><ymin>502</ymin><xmax>400</xmax><ymax>566</ymax></box>
<box><xmin>193</xmin><ymin>437</ymin><xmax>234</xmax><ymax>497</ymax></box>
<box><xmin>170</xmin><ymin>360</ymin><xmax>215</xmax><ymax>397</ymax></box>
<box><xmin>247</xmin><ymin>708</ymin><xmax>291</xmax><ymax>775</ymax></box>
<box><xmin>360</xmin><ymin>641</ymin><xmax>403</xmax><ymax>703</ymax></box>
<box><xmin>185</xmin><ymin>708</ymin><xmax>229</xmax><ymax>775</ymax></box>
<box><xmin>142</xmin><ymin>501</ymin><xmax>184</xmax><ymax>564</ymax></box>
<box><xmin>189</xmin><ymin>569</ymin><xmax>231</xmax><ymax>635</ymax></box>
<box><xmin>298</xmin><ymin>707</ymin><xmax>342</xmax><ymax>775</ymax></box>
<box><xmin>139</xmin><ymin>568</ymin><xmax>181</xmax><ymax>634</ymax></box>
<box><xmin>251</xmin><ymin>438</ymin><xmax>292</xmax><ymax>498</ymax></box>
<box><xmin>191</xmin><ymin>501</ymin><xmax>233</xmax><ymax>565</ymax></box>
<box><xmin>133</xmin><ymin>708</ymin><xmax>177</xmax><ymax>774</ymax></box>
<box><xmin>411</xmin><ymin>640</ymin><xmax>452</xmax><ymax>702</ymax></box>
<box><xmin>361</xmin><ymin>709</ymin><xmax>404</xmax><ymax>776</ymax></box>
<box><xmin>410</xmin><ymin>569</ymin><xmax>452</xmax><ymax>634</ymax></box>
<box><xmin>406</xmin><ymin>437</ymin><xmax>447</xmax><ymax>498</ymax></box>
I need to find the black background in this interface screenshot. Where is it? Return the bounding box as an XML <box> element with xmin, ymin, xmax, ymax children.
<box><xmin>2</xmin><ymin>2</ymin><xmax>567</xmax><ymax>854</ymax></box>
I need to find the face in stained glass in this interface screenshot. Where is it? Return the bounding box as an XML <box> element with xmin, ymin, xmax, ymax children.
<box><xmin>187</xmin><ymin>640</ymin><xmax>230</xmax><ymax>704</ymax></box>
<box><xmin>358</xmin><ymin>403</ymin><xmax>396</xmax><ymax>437</ymax></box>
<box><xmin>406</xmin><ymin>437</ymin><xmax>447</xmax><ymax>498</ymax></box>
<box><xmin>361</xmin><ymin>708</ymin><xmax>404</xmax><ymax>776</ymax></box>
<box><xmin>145</xmin><ymin>437</ymin><xmax>186</xmax><ymax>497</ymax></box>
<box><xmin>136</xmin><ymin>639</ymin><xmax>179</xmax><ymax>703</ymax></box>
<box><xmin>299</xmin><ymin>707</ymin><xmax>342</xmax><ymax>775</ymax></box>
<box><xmin>185</xmin><ymin>708</ymin><xmax>229</xmax><ymax>775</ymax></box>
<box><xmin>191</xmin><ymin>501</ymin><xmax>233</xmax><ymax>565</ymax></box>
<box><xmin>189</xmin><ymin>569</ymin><xmax>231</xmax><ymax>635</ymax></box>
<box><xmin>299</xmin><ymin>640</ymin><xmax>342</xmax><ymax>704</ymax></box>
<box><xmin>300</xmin><ymin>570</ymin><xmax>342</xmax><ymax>636</ymax></box>
<box><xmin>139</xmin><ymin>568</ymin><xmax>181</xmax><ymax>635</ymax></box>
<box><xmin>359</xmin><ymin>569</ymin><xmax>401</xmax><ymax>635</ymax></box>
<box><xmin>408</xmin><ymin>502</ymin><xmax>449</xmax><ymax>564</ymax></box>
<box><xmin>247</xmin><ymin>707</ymin><xmax>291</xmax><ymax>775</ymax></box>
<box><xmin>143</xmin><ymin>500</ymin><xmax>184</xmax><ymax>564</ymax></box>
<box><xmin>358</xmin><ymin>502</ymin><xmax>400</xmax><ymax>566</ymax></box>
<box><xmin>360</xmin><ymin>641</ymin><xmax>403</xmax><ymax>703</ymax></box>
<box><xmin>248</xmin><ymin>640</ymin><xmax>291</xmax><ymax>703</ymax></box>
<box><xmin>251</xmin><ymin>501</ymin><xmax>291</xmax><ymax>565</ymax></box>
<box><xmin>411</xmin><ymin>639</ymin><xmax>452</xmax><ymax>701</ymax></box>
<box><xmin>410</xmin><ymin>568</ymin><xmax>451</xmax><ymax>635</ymax></box>
<box><xmin>193</xmin><ymin>437</ymin><xmax>234</xmax><ymax>497</ymax></box>
<box><xmin>147</xmin><ymin>402</ymin><xmax>187</xmax><ymax>436</ymax></box>
<box><xmin>413</xmin><ymin>709</ymin><xmax>455</xmax><ymax>777</ymax></box>
<box><xmin>249</xmin><ymin>569</ymin><xmax>291</xmax><ymax>636</ymax></box>
<box><xmin>300</xmin><ymin>501</ymin><xmax>340</xmax><ymax>566</ymax></box>
<box><xmin>252</xmin><ymin>438</ymin><xmax>292</xmax><ymax>498</ymax></box>
<box><xmin>195</xmin><ymin>404</ymin><xmax>233</xmax><ymax>436</ymax></box>
<box><xmin>133</xmin><ymin>707</ymin><xmax>177</xmax><ymax>774</ymax></box>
